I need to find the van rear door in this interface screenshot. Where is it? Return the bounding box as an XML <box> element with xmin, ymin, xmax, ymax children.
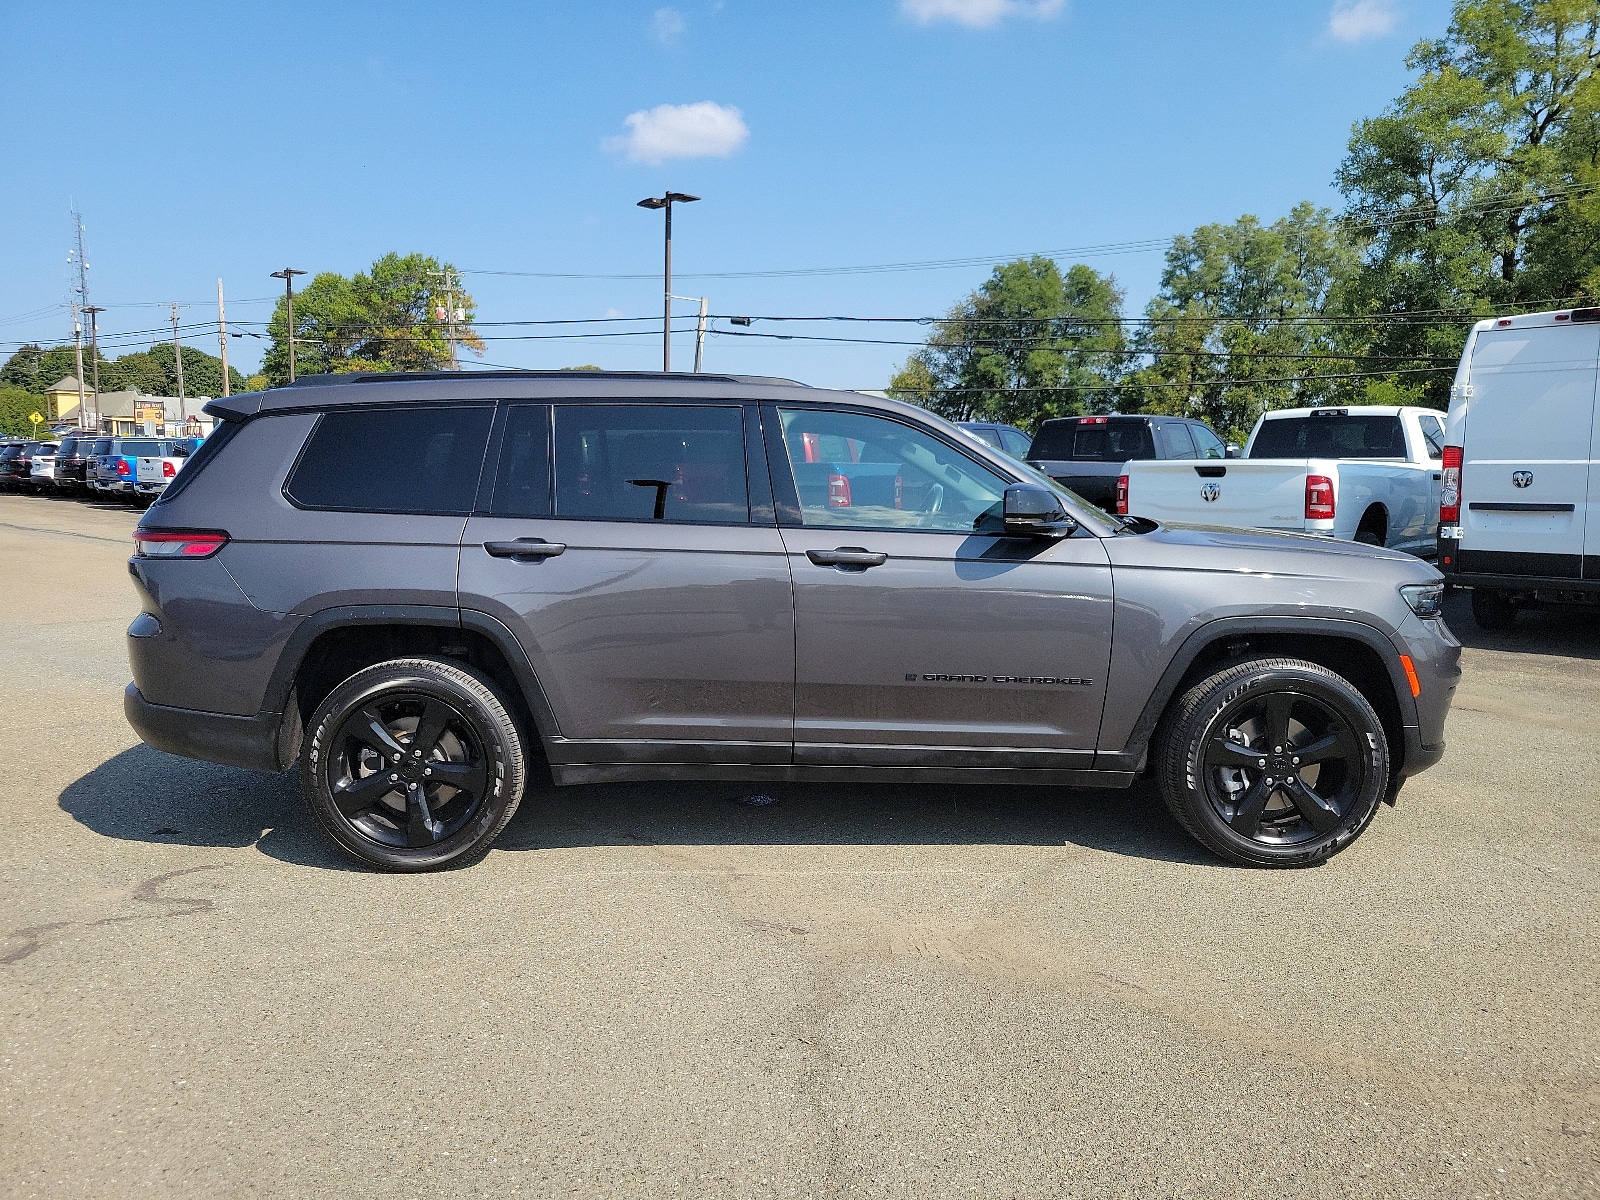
<box><xmin>1460</xmin><ymin>322</ymin><xmax>1598</xmax><ymax>580</ymax></box>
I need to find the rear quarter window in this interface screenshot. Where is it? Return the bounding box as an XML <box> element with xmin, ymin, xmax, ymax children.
<box><xmin>284</xmin><ymin>405</ymin><xmax>494</xmax><ymax>514</ymax></box>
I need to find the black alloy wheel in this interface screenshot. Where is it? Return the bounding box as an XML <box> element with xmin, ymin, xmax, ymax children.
<box><xmin>301</xmin><ymin>657</ymin><xmax>527</xmax><ymax>871</ymax></box>
<box><xmin>1158</xmin><ymin>657</ymin><xmax>1390</xmax><ymax>867</ymax></box>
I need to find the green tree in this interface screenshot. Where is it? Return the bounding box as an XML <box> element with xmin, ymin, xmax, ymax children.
<box><xmin>0</xmin><ymin>385</ymin><xmax>48</xmax><ymax>436</ymax></box>
<box><xmin>1</xmin><ymin>342</ymin><xmax>245</xmax><ymax>398</ymax></box>
<box><xmin>1126</xmin><ymin>205</ymin><xmax>1366</xmax><ymax>440</ymax></box>
<box><xmin>262</xmin><ymin>253</ymin><xmax>485</xmax><ymax>385</ymax></box>
<box><xmin>0</xmin><ymin>344</ymin><xmax>103</xmax><ymax>393</ymax></box>
<box><xmin>887</xmin><ymin>258</ymin><xmax>1127</xmax><ymax>428</ymax></box>
<box><xmin>1336</xmin><ymin>0</ymin><xmax>1600</xmax><ymax>403</ymax></box>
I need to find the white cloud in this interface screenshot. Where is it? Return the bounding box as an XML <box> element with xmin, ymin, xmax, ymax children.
<box><xmin>900</xmin><ymin>0</ymin><xmax>1064</xmax><ymax>28</ymax></box>
<box><xmin>603</xmin><ymin>308</ymin><xmax>625</xmax><ymax>318</ymax></box>
<box><xmin>606</xmin><ymin>101</ymin><xmax>749</xmax><ymax>165</ymax></box>
<box><xmin>1328</xmin><ymin>0</ymin><xmax>1397</xmax><ymax>43</ymax></box>
<box><xmin>652</xmin><ymin>7</ymin><xmax>686</xmax><ymax>46</ymax></box>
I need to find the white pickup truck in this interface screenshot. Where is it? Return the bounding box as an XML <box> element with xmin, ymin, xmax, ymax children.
<box><xmin>1115</xmin><ymin>405</ymin><xmax>1447</xmax><ymax>556</ymax></box>
<box><xmin>134</xmin><ymin>437</ymin><xmax>201</xmax><ymax>502</ymax></box>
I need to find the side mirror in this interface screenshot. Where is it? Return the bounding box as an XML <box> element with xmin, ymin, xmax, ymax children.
<box><xmin>1225</xmin><ymin>443</ymin><xmax>1242</xmax><ymax>459</ymax></box>
<box><xmin>1003</xmin><ymin>484</ymin><xmax>1078</xmax><ymax>539</ymax></box>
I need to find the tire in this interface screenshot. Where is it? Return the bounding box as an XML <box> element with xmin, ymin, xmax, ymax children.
<box><xmin>300</xmin><ymin>657</ymin><xmax>527</xmax><ymax>872</ymax></box>
<box><xmin>1354</xmin><ymin>530</ymin><xmax>1382</xmax><ymax>546</ymax></box>
<box><xmin>1470</xmin><ymin>588</ymin><xmax>1519</xmax><ymax>631</ymax></box>
<box><xmin>1155</xmin><ymin>657</ymin><xmax>1390</xmax><ymax>868</ymax></box>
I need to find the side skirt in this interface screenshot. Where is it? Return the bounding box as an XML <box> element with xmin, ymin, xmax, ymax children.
<box><xmin>549</xmin><ymin>762</ymin><xmax>1137</xmax><ymax>788</ymax></box>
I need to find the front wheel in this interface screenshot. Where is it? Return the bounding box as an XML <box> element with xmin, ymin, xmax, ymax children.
<box><xmin>300</xmin><ymin>657</ymin><xmax>527</xmax><ymax>871</ymax></box>
<box><xmin>1156</xmin><ymin>657</ymin><xmax>1389</xmax><ymax>867</ymax></box>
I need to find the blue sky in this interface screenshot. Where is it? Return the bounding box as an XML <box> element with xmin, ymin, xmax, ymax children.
<box><xmin>0</xmin><ymin>0</ymin><xmax>1454</xmax><ymax>390</ymax></box>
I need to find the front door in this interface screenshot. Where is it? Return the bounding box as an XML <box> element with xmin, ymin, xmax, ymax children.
<box><xmin>459</xmin><ymin>401</ymin><xmax>794</xmax><ymax>766</ymax></box>
<box><xmin>764</xmin><ymin>404</ymin><xmax>1114</xmax><ymax>771</ymax></box>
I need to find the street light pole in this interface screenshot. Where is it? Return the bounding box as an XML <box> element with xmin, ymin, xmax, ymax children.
<box><xmin>637</xmin><ymin>192</ymin><xmax>699</xmax><ymax>372</ymax></box>
<box><xmin>270</xmin><ymin>267</ymin><xmax>307</xmax><ymax>381</ymax></box>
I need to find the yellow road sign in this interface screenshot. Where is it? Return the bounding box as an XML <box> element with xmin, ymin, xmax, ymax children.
<box><xmin>29</xmin><ymin>411</ymin><xmax>42</xmax><ymax>425</ymax></box>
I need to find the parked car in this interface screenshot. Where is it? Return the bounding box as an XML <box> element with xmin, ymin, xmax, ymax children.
<box><xmin>51</xmin><ymin>435</ymin><xmax>98</xmax><ymax>493</ymax></box>
<box><xmin>1116</xmin><ymin>406</ymin><xmax>1446</xmax><ymax>556</ymax></box>
<box><xmin>134</xmin><ymin>438</ymin><xmax>201</xmax><ymax>501</ymax></box>
<box><xmin>0</xmin><ymin>441</ymin><xmax>27</xmax><ymax>486</ymax></box>
<box><xmin>0</xmin><ymin>441</ymin><xmax>57</xmax><ymax>490</ymax></box>
<box><xmin>1027</xmin><ymin>414</ymin><xmax>1233</xmax><ymax>509</ymax></box>
<box><xmin>28</xmin><ymin>443</ymin><xmax>59</xmax><ymax>491</ymax></box>
<box><xmin>957</xmin><ymin>421</ymin><xmax>1034</xmax><ymax>458</ymax></box>
<box><xmin>124</xmin><ymin>371</ymin><xmax>1458</xmax><ymax>874</ymax></box>
<box><xmin>1437</xmin><ymin>307</ymin><xmax>1600</xmax><ymax>629</ymax></box>
<box><xmin>92</xmin><ymin>437</ymin><xmax>167</xmax><ymax>499</ymax></box>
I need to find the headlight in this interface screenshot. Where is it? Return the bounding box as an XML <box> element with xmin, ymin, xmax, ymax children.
<box><xmin>1400</xmin><ymin>582</ymin><xmax>1445</xmax><ymax>619</ymax></box>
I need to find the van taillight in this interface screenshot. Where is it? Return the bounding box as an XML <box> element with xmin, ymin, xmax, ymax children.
<box><xmin>827</xmin><ymin>472</ymin><xmax>852</xmax><ymax>507</ymax></box>
<box><xmin>1439</xmin><ymin>445</ymin><xmax>1462</xmax><ymax>523</ymax></box>
<box><xmin>132</xmin><ymin>530</ymin><xmax>229</xmax><ymax>558</ymax></box>
<box><xmin>1115</xmin><ymin>474</ymin><xmax>1129</xmax><ymax>515</ymax></box>
<box><xmin>1305</xmin><ymin>475</ymin><xmax>1336</xmax><ymax>521</ymax></box>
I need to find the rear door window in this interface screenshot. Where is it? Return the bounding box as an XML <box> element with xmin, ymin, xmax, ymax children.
<box><xmin>1155</xmin><ymin>422</ymin><xmax>1196</xmax><ymax>459</ymax></box>
<box><xmin>552</xmin><ymin>404</ymin><xmax>749</xmax><ymax>524</ymax></box>
<box><xmin>489</xmin><ymin>404</ymin><xmax>552</xmax><ymax>517</ymax></box>
<box><xmin>284</xmin><ymin>405</ymin><xmax>494</xmax><ymax>514</ymax></box>
<box><xmin>1249</xmin><ymin>414</ymin><xmax>1407</xmax><ymax>459</ymax></box>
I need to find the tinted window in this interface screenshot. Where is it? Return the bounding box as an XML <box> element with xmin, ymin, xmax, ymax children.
<box><xmin>285</xmin><ymin>405</ymin><xmax>494</xmax><ymax>514</ymax></box>
<box><xmin>964</xmin><ymin>425</ymin><xmax>1004</xmax><ymax>449</ymax></box>
<box><xmin>1155</xmin><ymin>422</ymin><xmax>1195</xmax><ymax>459</ymax></box>
<box><xmin>1029</xmin><ymin>418</ymin><xmax>1155</xmax><ymax>461</ymax></box>
<box><xmin>553</xmin><ymin>405</ymin><xmax>748</xmax><ymax>524</ymax></box>
<box><xmin>1190</xmin><ymin>424</ymin><xmax>1226</xmax><ymax>460</ymax></box>
<box><xmin>92</xmin><ymin>439</ymin><xmax>113</xmax><ymax>455</ymax></box>
<box><xmin>1418</xmin><ymin>414</ymin><xmax>1445</xmax><ymax>459</ymax></box>
<box><xmin>490</xmin><ymin>404</ymin><xmax>552</xmax><ymax>517</ymax></box>
<box><xmin>777</xmin><ymin>407</ymin><xmax>1008</xmax><ymax>533</ymax></box>
<box><xmin>57</xmin><ymin>439</ymin><xmax>77</xmax><ymax>456</ymax></box>
<box><xmin>1249</xmin><ymin>414</ymin><xmax>1406</xmax><ymax>459</ymax></box>
<box><xmin>120</xmin><ymin>439</ymin><xmax>163</xmax><ymax>456</ymax></box>
<box><xmin>998</xmin><ymin>428</ymin><xmax>1032</xmax><ymax>457</ymax></box>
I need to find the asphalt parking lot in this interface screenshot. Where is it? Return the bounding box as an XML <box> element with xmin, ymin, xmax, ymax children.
<box><xmin>1</xmin><ymin>491</ymin><xmax>1596</xmax><ymax>1199</ymax></box>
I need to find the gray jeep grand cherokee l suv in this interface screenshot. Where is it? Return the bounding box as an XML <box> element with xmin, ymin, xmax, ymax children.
<box><xmin>124</xmin><ymin>372</ymin><xmax>1459</xmax><ymax>872</ymax></box>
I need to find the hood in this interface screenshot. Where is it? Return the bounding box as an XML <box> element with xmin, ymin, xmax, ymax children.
<box><xmin>1113</xmin><ymin>520</ymin><xmax>1441</xmax><ymax>582</ymax></box>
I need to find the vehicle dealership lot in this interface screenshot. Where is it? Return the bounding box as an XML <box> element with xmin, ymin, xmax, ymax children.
<box><xmin>1</xmin><ymin>493</ymin><xmax>1596</xmax><ymax>1198</ymax></box>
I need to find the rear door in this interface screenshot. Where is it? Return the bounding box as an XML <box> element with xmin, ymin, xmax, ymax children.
<box><xmin>459</xmin><ymin>400</ymin><xmax>794</xmax><ymax>767</ymax></box>
<box><xmin>1461</xmin><ymin>323</ymin><xmax>1598</xmax><ymax>579</ymax></box>
<box><xmin>766</xmin><ymin>403</ymin><xmax>1112</xmax><ymax>770</ymax></box>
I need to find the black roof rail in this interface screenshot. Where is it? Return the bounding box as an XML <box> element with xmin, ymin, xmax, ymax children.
<box><xmin>282</xmin><ymin>369</ymin><xmax>809</xmax><ymax>388</ymax></box>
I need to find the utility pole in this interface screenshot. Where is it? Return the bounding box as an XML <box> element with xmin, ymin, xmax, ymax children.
<box><xmin>217</xmin><ymin>279</ymin><xmax>230</xmax><ymax>397</ymax></box>
<box><xmin>668</xmin><ymin>293</ymin><xmax>709</xmax><ymax>371</ymax></box>
<box><xmin>270</xmin><ymin>267</ymin><xmax>306</xmax><ymax>381</ymax></box>
<box><xmin>170</xmin><ymin>303</ymin><xmax>187</xmax><ymax>424</ymax></box>
<box><xmin>68</xmin><ymin>210</ymin><xmax>94</xmax><ymax>429</ymax></box>
<box><xmin>637</xmin><ymin>192</ymin><xmax>700</xmax><ymax>371</ymax></box>
<box><xmin>430</xmin><ymin>268</ymin><xmax>464</xmax><ymax>370</ymax></box>
<box><xmin>82</xmin><ymin>305</ymin><xmax>105</xmax><ymax>399</ymax></box>
<box><xmin>72</xmin><ymin>306</ymin><xmax>87</xmax><ymax>431</ymax></box>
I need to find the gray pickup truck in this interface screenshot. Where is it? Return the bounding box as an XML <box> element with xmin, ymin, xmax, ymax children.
<box><xmin>124</xmin><ymin>372</ymin><xmax>1459</xmax><ymax>872</ymax></box>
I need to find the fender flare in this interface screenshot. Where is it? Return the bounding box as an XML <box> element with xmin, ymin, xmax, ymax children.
<box><xmin>1098</xmin><ymin>615</ymin><xmax>1416</xmax><ymax>772</ymax></box>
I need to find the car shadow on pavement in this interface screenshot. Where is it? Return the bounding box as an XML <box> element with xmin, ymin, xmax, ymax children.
<box><xmin>1444</xmin><ymin>590</ymin><xmax>1600</xmax><ymax>660</ymax></box>
<box><xmin>61</xmin><ymin>747</ymin><xmax>1219</xmax><ymax>870</ymax></box>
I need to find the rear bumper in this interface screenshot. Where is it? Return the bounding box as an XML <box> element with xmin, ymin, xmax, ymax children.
<box><xmin>124</xmin><ymin>684</ymin><xmax>285</xmax><ymax>774</ymax></box>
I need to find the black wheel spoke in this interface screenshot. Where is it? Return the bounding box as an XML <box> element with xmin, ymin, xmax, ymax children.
<box><xmin>1286</xmin><ymin>777</ymin><xmax>1341</xmax><ymax>833</ymax></box>
<box><xmin>352</xmin><ymin>710</ymin><xmax>407</xmax><ymax>759</ymax></box>
<box><xmin>1227</xmin><ymin>777</ymin><xmax>1272</xmax><ymax>837</ymax></box>
<box><xmin>411</xmin><ymin>700</ymin><xmax>452</xmax><ymax>761</ymax></box>
<box><xmin>428</xmin><ymin>759</ymin><xmax>486</xmax><ymax>799</ymax></box>
<box><xmin>1206</xmin><ymin>736</ymin><xmax>1262</xmax><ymax>771</ymax></box>
<box><xmin>1263</xmin><ymin>693</ymin><xmax>1294</xmax><ymax>750</ymax></box>
<box><xmin>332</xmin><ymin>771</ymin><xmax>399</xmax><ymax>817</ymax></box>
<box><xmin>1293</xmin><ymin>728</ymin><xmax>1357</xmax><ymax>765</ymax></box>
<box><xmin>405</xmin><ymin>782</ymin><xmax>442</xmax><ymax>848</ymax></box>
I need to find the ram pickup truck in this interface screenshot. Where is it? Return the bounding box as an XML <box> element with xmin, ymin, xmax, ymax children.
<box><xmin>1116</xmin><ymin>405</ymin><xmax>1447</xmax><ymax>556</ymax></box>
<box><xmin>134</xmin><ymin>438</ymin><xmax>200</xmax><ymax>501</ymax></box>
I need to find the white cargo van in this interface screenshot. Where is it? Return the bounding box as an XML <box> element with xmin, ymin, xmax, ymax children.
<box><xmin>1439</xmin><ymin>308</ymin><xmax>1600</xmax><ymax>628</ymax></box>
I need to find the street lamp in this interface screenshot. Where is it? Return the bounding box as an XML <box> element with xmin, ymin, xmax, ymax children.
<box><xmin>270</xmin><ymin>267</ymin><xmax>307</xmax><ymax>381</ymax></box>
<box><xmin>637</xmin><ymin>192</ymin><xmax>699</xmax><ymax>372</ymax></box>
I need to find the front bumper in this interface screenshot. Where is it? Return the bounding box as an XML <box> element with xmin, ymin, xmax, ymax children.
<box><xmin>124</xmin><ymin>684</ymin><xmax>285</xmax><ymax>774</ymax></box>
<box><xmin>1394</xmin><ymin>612</ymin><xmax>1460</xmax><ymax>778</ymax></box>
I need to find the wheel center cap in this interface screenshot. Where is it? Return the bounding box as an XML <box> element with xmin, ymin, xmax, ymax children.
<box><xmin>399</xmin><ymin>758</ymin><xmax>425</xmax><ymax>783</ymax></box>
<box><xmin>1272</xmin><ymin>755</ymin><xmax>1293</xmax><ymax>775</ymax></box>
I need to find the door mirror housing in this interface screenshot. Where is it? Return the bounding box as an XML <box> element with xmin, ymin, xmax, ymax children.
<box><xmin>1225</xmin><ymin>443</ymin><xmax>1242</xmax><ymax>459</ymax></box>
<box><xmin>1002</xmin><ymin>484</ymin><xmax>1078</xmax><ymax>538</ymax></box>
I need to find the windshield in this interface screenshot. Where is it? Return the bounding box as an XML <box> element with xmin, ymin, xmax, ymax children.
<box><xmin>1250</xmin><ymin>414</ymin><xmax>1406</xmax><ymax>459</ymax></box>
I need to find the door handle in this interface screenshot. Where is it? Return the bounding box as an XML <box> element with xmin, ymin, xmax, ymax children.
<box><xmin>806</xmin><ymin>547</ymin><xmax>888</xmax><ymax>568</ymax></box>
<box><xmin>483</xmin><ymin>538</ymin><xmax>566</xmax><ymax>560</ymax></box>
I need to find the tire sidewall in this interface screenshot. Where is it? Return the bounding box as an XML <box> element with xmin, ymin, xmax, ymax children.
<box><xmin>1173</xmin><ymin>663</ymin><xmax>1388</xmax><ymax>866</ymax></box>
<box><xmin>302</xmin><ymin>662</ymin><xmax>520</xmax><ymax>872</ymax></box>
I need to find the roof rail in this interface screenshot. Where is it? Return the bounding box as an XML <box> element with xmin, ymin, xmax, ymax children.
<box><xmin>282</xmin><ymin>370</ymin><xmax>808</xmax><ymax>388</ymax></box>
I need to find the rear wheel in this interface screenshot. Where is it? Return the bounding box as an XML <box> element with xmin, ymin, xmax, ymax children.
<box><xmin>1470</xmin><ymin>588</ymin><xmax>1519</xmax><ymax>631</ymax></box>
<box><xmin>300</xmin><ymin>657</ymin><xmax>527</xmax><ymax>871</ymax></box>
<box><xmin>1156</xmin><ymin>657</ymin><xmax>1389</xmax><ymax>867</ymax></box>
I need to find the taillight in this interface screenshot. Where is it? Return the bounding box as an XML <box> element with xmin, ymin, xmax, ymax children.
<box><xmin>162</xmin><ymin>461</ymin><xmax>176</xmax><ymax>478</ymax></box>
<box><xmin>132</xmin><ymin>530</ymin><xmax>229</xmax><ymax>558</ymax></box>
<box><xmin>1439</xmin><ymin>445</ymin><xmax>1462</xmax><ymax>524</ymax></box>
<box><xmin>827</xmin><ymin>472</ymin><xmax>852</xmax><ymax>507</ymax></box>
<box><xmin>1115</xmin><ymin>474</ymin><xmax>1129</xmax><ymax>515</ymax></box>
<box><xmin>117</xmin><ymin>459</ymin><xmax>130</xmax><ymax>476</ymax></box>
<box><xmin>1305</xmin><ymin>475</ymin><xmax>1336</xmax><ymax>521</ymax></box>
